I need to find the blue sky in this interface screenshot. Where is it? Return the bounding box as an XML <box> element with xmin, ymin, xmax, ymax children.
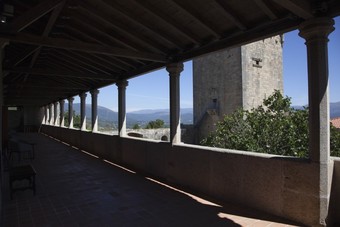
<box><xmin>74</xmin><ymin>17</ymin><xmax>339</xmax><ymax>112</ymax></box>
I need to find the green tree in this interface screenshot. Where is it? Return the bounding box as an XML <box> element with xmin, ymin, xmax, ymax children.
<box><xmin>64</xmin><ymin>111</ymin><xmax>81</xmax><ymax>128</ymax></box>
<box><xmin>145</xmin><ymin>119</ymin><xmax>165</xmax><ymax>129</ymax></box>
<box><xmin>132</xmin><ymin>124</ymin><xmax>141</xmax><ymax>129</ymax></box>
<box><xmin>201</xmin><ymin>90</ymin><xmax>340</xmax><ymax>158</ymax></box>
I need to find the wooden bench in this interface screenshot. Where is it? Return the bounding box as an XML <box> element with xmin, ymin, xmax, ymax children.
<box><xmin>9</xmin><ymin>165</ymin><xmax>36</xmax><ymax>199</ymax></box>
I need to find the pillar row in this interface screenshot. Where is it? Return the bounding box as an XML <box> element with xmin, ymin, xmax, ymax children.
<box><xmin>166</xmin><ymin>62</ymin><xmax>184</xmax><ymax>144</ymax></box>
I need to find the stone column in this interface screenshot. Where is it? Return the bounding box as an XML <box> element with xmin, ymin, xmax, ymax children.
<box><xmin>80</xmin><ymin>93</ymin><xmax>87</xmax><ymax>131</ymax></box>
<box><xmin>48</xmin><ymin>104</ymin><xmax>53</xmax><ymax>125</ymax></box>
<box><xmin>42</xmin><ymin>106</ymin><xmax>47</xmax><ymax>124</ymax></box>
<box><xmin>166</xmin><ymin>62</ymin><xmax>184</xmax><ymax>144</ymax></box>
<box><xmin>117</xmin><ymin>80</ymin><xmax>128</xmax><ymax>137</ymax></box>
<box><xmin>299</xmin><ymin>17</ymin><xmax>334</xmax><ymax>226</ymax></box>
<box><xmin>90</xmin><ymin>89</ymin><xmax>99</xmax><ymax>132</ymax></box>
<box><xmin>0</xmin><ymin>40</ymin><xmax>8</xmax><ymax>159</ymax></box>
<box><xmin>59</xmin><ymin>100</ymin><xmax>65</xmax><ymax>127</ymax></box>
<box><xmin>68</xmin><ymin>97</ymin><xmax>74</xmax><ymax>128</ymax></box>
<box><xmin>54</xmin><ymin>102</ymin><xmax>58</xmax><ymax>126</ymax></box>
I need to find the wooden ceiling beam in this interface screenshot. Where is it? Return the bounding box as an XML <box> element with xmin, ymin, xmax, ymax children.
<box><xmin>11</xmin><ymin>46</ymin><xmax>40</xmax><ymax>67</ymax></box>
<box><xmin>76</xmin><ymin>2</ymin><xmax>167</xmax><ymax>54</ymax></box>
<box><xmin>214</xmin><ymin>0</ymin><xmax>247</xmax><ymax>31</ymax></box>
<box><xmin>29</xmin><ymin>1</ymin><xmax>66</xmax><ymax>68</ymax></box>
<box><xmin>171</xmin><ymin>0</ymin><xmax>220</xmax><ymax>38</ymax></box>
<box><xmin>100</xmin><ymin>0</ymin><xmax>183</xmax><ymax>50</ymax></box>
<box><xmin>52</xmin><ymin>49</ymin><xmax>111</xmax><ymax>75</ymax></box>
<box><xmin>134</xmin><ymin>1</ymin><xmax>201</xmax><ymax>45</ymax></box>
<box><xmin>5</xmin><ymin>67</ymin><xmax>118</xmax><ymax>81</ymax></box>
<box><xmin>9</xmin><ymin>0</ymin><xmax>64</xmax><ymax>32</ymax></box>
<box><xmin>4</xmin><ymin>33</ymin><xmax>167</xmax><ymax>62</ymax></box>
<box><xmin>272</xmin><ymin>0</ymin><xmax>313</xmax><ymax>19</ymax></box>
<box><xmin>253</xmin><ymin>0</ymin><xmax>278</xmax><ymax>20</ymax></box>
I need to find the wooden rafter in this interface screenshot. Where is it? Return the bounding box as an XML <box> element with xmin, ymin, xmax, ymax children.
<box><xmin>171</xmin><ymin>0</ymin><xmax>220</xmax><ymax>38</ymax></box>
<box><xmin>253</xmin><ymin>0</ymin><xmax>278</xmax><ymax>20</ymax></box>
<box><xmin>76</xmin><ymin>1</ymin><xmax>167</xmax><ymax>54</ymax></box>
<box><xmin>5</xmin><ymin>67</ymin><xmax>118</xmax><ymax>81</ymax></box>
<box><xmin>214</xmin><ymin>0</ymin><xmax>247</xmax><ymax>31</ymax></box>
<box><xmin>272</xmin><ymin>0</ymin><xmax>313</xmax><ymax>19</ymax></box>
<box><xmin>9</xmin><ymin>0</ymin><xmax>64</xmax><ymax>32</ymax></box>
<box><xmin>99</xmin><ymin>0</ymin><xmax>184</xmax><ymax>49</ymax></box>
<box><xmin>3</xmin><ymin>33</ymin><xmax>167</xmax><ymax>62</ymax></box>
<box><xmin>134</xmin><ymin>1</ymin><xmax>201</xmax><ymax>44</ymax></box>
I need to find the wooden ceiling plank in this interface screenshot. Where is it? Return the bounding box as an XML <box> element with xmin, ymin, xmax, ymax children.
<box><xmin>65</xmin><ymin>26</ymin><xmax>134</xmax><ymax>71</ymax></box>
<box><xmin>272</xmin><ymin>0</ymin><xmax>313</xmax><ymax>19</ymax></box>
<box><xmin>71</xmin><ymin>16</ymin><xmax>139</xmax><ymax>51</ymax></box>
<box><xmin>5</xmin><ymin>33</ymin><xmax>167</xmax><ymax>62</ymax></box>
<box><xmin>77</xmin><ymin>2</ymin><xmax>167</xmax><ymax>54</ymax></box>
<box><xmin>28</xmin><ymin>1</ymin><xmax>66</xmax><ymax>69</ymax></box>
<box><xmin>134</xmin><ymin>1</ymin><xmax>201</xmax><ymax>44</ymax></box>
<box><xmin>68</xmin><ymin>50</ymin><xmax>120</xmax><ymax>75</ymax></box>
<box><xmin>48</xmin><ymin>50</ymin><xmax>102</xmax><ymax>74</ymax></box>
<box><xmin>214</xmin><ymin>0</ymin><xmax>247</xmax><ymax>31</ymax></box>
<box><xmin>99</xmin><ymin>0</ymin><xmax>184</xmax><ymax>50</ymax></box>
<box><xmin>9</xmin><ymin>0</ymin><xmax>64</xmax><ymax>32</ymax></box>
<box><xmin>11</xmin><ymin>46</ymin><xmax>41</xmax><ymax>66</ymax></box>
<box><xmin>171</xmin><ymin>0</ymin><xmax>220</xmax><ymax>38</ymax></box>
<box><xmin>253</xmin><ymin>0</ymin><xmax>278</xmax><ymax>20</ymax></box>
<box><xmin>62</xmin><ymin>50</ymin><xmax>113</xmax><ymax>75</ymax></box>
<box><xmin>5</xmin><ymin>67</ymin><xmax>117</xmax><ymax>81</ymax></box>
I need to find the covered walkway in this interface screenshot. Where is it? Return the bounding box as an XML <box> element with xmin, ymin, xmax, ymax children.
<box><xmin>2</xmin><ymin>133</ymin><xmax>300</xmax><ymax>227</ymax></box>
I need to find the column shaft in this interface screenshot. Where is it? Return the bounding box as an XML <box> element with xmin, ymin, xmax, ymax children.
<box><xmin>54</xmin><ymin>102</ymin><xmax>58</xmax><ymax>126</ymax></box>
<box><xmin>59</xmin><ymin>100</ymin><xmax>65</xmax><ymax>127</ymax></box>
<box><xmin>68</xmin><ymin>98</ymin><xmax>74</xmax><ymax>128</ymax></box>
<box><xmin>299</xmin><ymin>17</ymin><xmax>335</xmax><ymax>226</ymax></box>
<box><xmin>80</xmin><ymin>93</ymin><xmax>87</xmax><ymax>131</ymax></box>
<box><xmin>117</xmin><ymin>80</ymin><xmax>128</xmax><ymax>137</ymax></box>
<box><xmin>90</xmin><ymin>90</ymin><xmax>99</xmax><ymax>132</ymax></box>
<box><xmin>167</xmin><ymin>63</ymin><xmax>184</xmax><ymax>144</ymax></box>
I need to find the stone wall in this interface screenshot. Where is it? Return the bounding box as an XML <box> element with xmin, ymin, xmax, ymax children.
<box><xmin>193</xmin><ymin>36</ymin><xmax>283</xmax><ymax>143</ymax></box>
<box><xmin>241</xmin><ymin>36</ymin><xmax>283</xmax><ymax>110</ymax></box>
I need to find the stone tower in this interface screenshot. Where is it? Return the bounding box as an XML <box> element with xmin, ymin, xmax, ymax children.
<box><xmin>193</xmin><ymin>36</ymin><xmax>283</xmax><ymax>143</ymax></box>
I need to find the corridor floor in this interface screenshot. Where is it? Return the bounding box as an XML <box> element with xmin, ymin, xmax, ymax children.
<box><xmin>1</xmin><ymin>133</ymin><xmax>302</xmax><ymax>227</ymax></box>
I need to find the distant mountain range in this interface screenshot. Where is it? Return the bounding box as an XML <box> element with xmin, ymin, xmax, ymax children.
<box><xmin>64</xmin><ymin>104</ymin><xmax>193</xmax><ymax>127</ymax></box>
<box><xmin>293</xmin><ymin>101</ymin><xmax>340</xmax><ymax>119</ymax></box>
<box><xmin>64</xmin><ymin>101</ymin><xmax>340</xmax><ymax>128</ymax></box>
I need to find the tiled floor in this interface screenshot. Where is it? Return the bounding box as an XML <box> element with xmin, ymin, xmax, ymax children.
<box><xmin>2</xmin><ymin>133</ymin><xmax>302</xmax><ymax>227</ymax></box>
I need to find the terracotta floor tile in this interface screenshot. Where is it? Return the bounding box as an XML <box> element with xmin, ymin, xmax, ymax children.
<box><xmin>2</xmin><ymin>133</ymin><xmax>302</xmax><ymax>227</ymax></box>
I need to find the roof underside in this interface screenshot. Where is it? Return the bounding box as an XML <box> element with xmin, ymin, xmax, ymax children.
<box><xmin>1</xmin><ymin>0</ymin><xmax>340</xmax><ymax>106</ymax></box>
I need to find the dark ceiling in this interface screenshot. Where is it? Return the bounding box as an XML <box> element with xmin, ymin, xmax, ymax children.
<box><xmin>1</xmin><ymin>0</ymin><xmax>339</xmax><ymax>106</ymax></box>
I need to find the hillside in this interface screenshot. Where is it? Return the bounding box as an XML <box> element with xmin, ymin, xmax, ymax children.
<box><xmin>64</xmin><ymin>101</ymin><xmax>340</xmax><ymax>128</ymax></box>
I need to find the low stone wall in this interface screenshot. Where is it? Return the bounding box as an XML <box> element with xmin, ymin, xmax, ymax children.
<box><xmin>329</xmin><ymin>158</ymin><xmax>340</xmax><ymax>225</ymax></box>
<box><xmin>41</xmin><ymin>125</ymin><xmax>337</xmax><ymax>226</ymax></box>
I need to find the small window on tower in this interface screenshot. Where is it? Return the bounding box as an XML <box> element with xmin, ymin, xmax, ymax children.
<box><xmin>252</xmin><ymin>57</ymin><xmax>263</xmax><ymax>68</ymax></box>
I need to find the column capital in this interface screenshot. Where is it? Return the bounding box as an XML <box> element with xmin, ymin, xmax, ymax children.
<box><xmin>59</xmin><ymin>100</ymin><xmax>65</xmax><ymax>105</ymax></box>
<box><xmin>299</xmin><ymin>17</ymin><xmax>335</xmax><ymax>42</ymax></box>
<box><xmin>90</xmin><ymin>89</ymin><xmax>100</xmax><ymax>96</ymax></box>
<box><xmin>116</xmin><ymin>80</ymin><xmax>129</xmax><ymax>89</ymax></box>
<box><xmin>67</xmin><ymin>97</ymin><xmax>74</xmax><ymax>103</ymax></box>
<box><xmin>166</xmin><ymin>62</ymin><xmax>184</xmax><ymax>77</ymax></box>
<box><xmin>79</xmin><ymin>92</ymin><xmax>87</xmax><ymax>99</ymax></box>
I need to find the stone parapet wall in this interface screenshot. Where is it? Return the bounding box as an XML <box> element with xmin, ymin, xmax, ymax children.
<box><xmin>41</xmin><ymin>125</ymin><xmax>338</xmax><ymax>226</ymax></box>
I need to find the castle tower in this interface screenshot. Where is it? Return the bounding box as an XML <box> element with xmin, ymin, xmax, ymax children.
<box><xmin>193</xmin><ymin>36</ymin><xmax>283</xmax><ymax>143</ymax></box>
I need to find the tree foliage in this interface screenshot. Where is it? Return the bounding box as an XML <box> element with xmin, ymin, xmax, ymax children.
<box><xmin>201</xmin><ymin>90</ymin><xmax>340</xmax><ymax>158</ymax></box>
<box><xmin>145</xmin><ymin>119</ymin><xmax>165</xmax><ymax>129</ymax></box>
<box><xmin>64</xmin><ymin>111</ymin><xmax>81</xmax><ymax>128</ymax></box>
